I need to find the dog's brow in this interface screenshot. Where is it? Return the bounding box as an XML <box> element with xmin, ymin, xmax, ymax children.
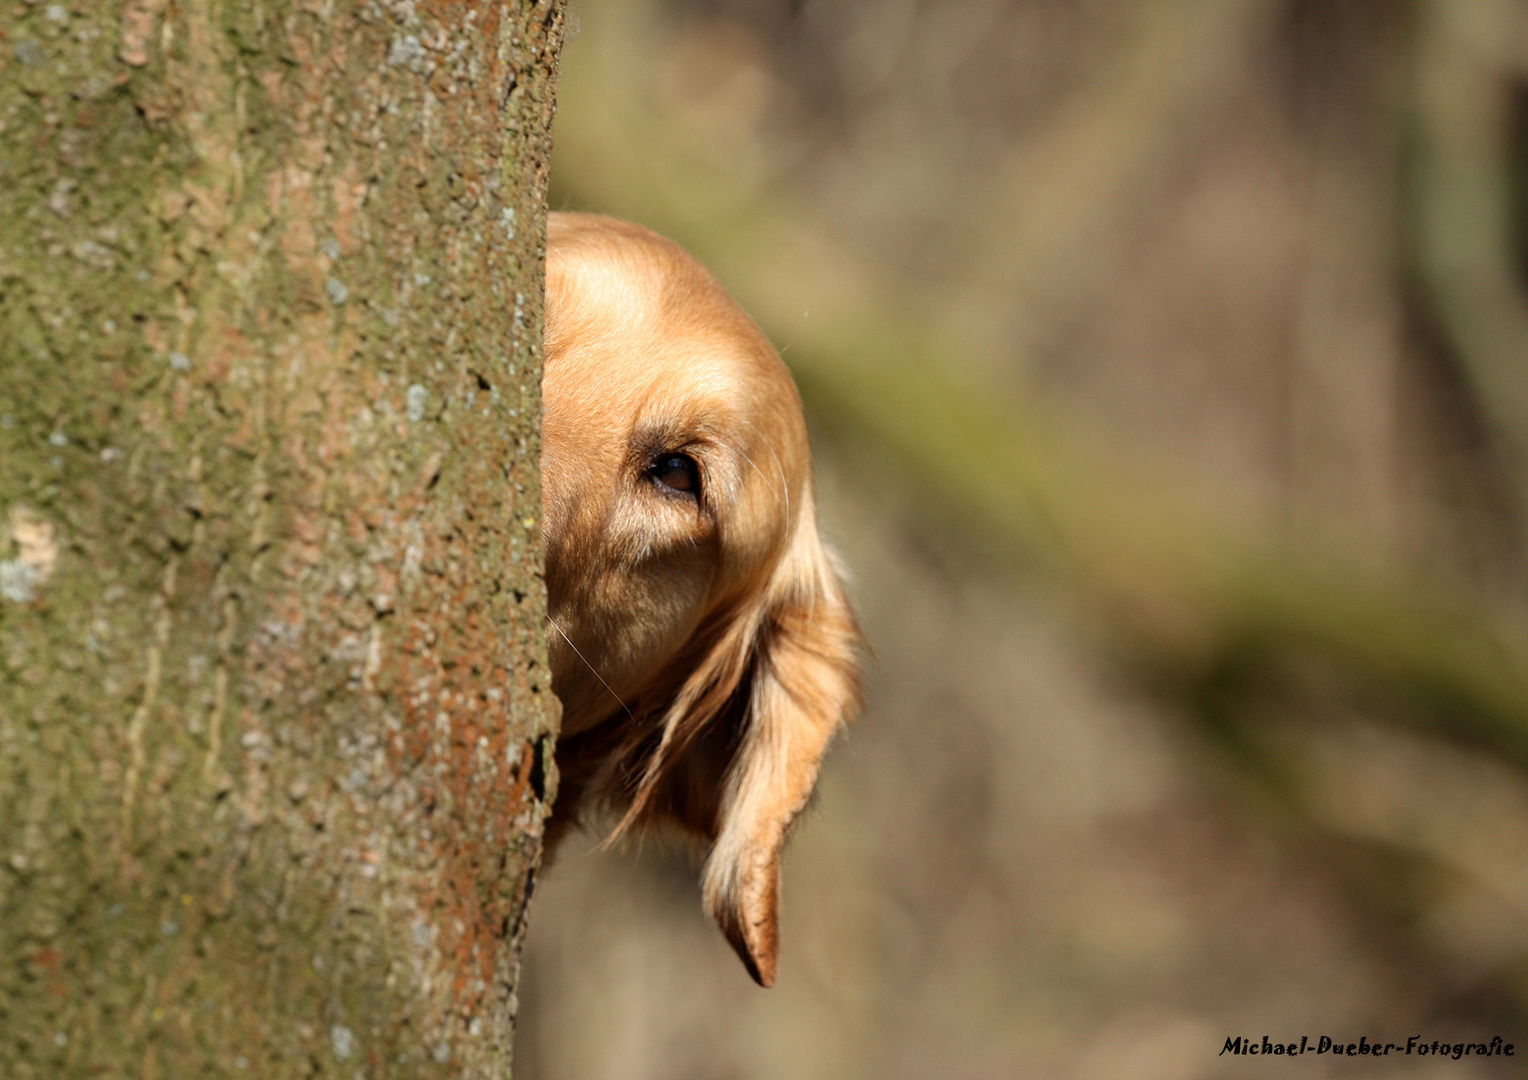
<box><xmin>729</xmin><ymin>415</ymin><xmax>791</xmax><ymax>522</ymax></box>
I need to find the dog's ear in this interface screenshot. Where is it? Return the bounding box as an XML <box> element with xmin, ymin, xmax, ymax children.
<box><xmin>676</xmin><ymin>524</ymin><xmax>861</xmax><ymax>987</ymax></box>
<box><xmin>596</xmin><ymin>493</ymin><xmax>860</xmax><ymax>986</ymax></box>
<box><xmin>702</xmin><ymin>590</ymin><xmax>859</xmax><ymax>985</ymax></box>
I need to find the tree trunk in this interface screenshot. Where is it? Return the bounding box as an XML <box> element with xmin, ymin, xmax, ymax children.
<box><xmin>0</xmin><ymin>0</ymin><xmax>563</xmax><ymax>1075</ymax></box>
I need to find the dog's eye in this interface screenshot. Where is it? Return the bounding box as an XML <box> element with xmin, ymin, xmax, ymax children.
<box><xmin>650</xmin><ymin>453</ymin><xmax>700</xmax><ymax>496</ymax></box>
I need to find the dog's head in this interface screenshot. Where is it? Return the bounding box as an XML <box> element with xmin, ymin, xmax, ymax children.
<box><xmin>540</xmin><ymin>212</ymin><xmax>862</xmax><ymax>986</ymax></box>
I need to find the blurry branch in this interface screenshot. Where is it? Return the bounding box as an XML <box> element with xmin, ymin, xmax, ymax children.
<box><xmin>794</xmin><ymin>331</ymin><xmax>1528</xmax><ymax>777</ymax></box>
<box><xmin>552</xmin><ymin>0</ymin><xmax>1528</xmax><ymax>771</ymax></box>
<box><xmin>1411</xmin><ymin>0</ymin><xmax>1528</xmax><ymax>498</ymax></box>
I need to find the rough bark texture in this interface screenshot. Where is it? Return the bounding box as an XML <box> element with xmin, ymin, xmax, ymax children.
<box><xmin>0</xmin><ymin>0</ymin><xmax>562</xmax><ymax>1075</ymax></box>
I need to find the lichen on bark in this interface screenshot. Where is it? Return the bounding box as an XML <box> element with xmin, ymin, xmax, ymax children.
<box><xmin>0</xmin><ymin>0</ymin><xmax>564</xmax><ymax>1075</ymax></box>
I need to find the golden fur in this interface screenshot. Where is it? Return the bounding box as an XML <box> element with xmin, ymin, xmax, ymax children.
<box><xmin>539</xmin><ymin>212</ymin><xmax>862</xmax><ymax>986</ymax></box>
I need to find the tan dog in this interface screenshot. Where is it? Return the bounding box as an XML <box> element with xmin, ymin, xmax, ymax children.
<box><xmin>539</xmin><ymin>213</ymin><xmax>862</xmax><ymax>986</ymax></box>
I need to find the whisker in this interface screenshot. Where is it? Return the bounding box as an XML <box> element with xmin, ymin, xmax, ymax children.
<box><xmin>546</xmin><ymin>614</ymin><xmax>635</xmax><ymax>723</ymax></box>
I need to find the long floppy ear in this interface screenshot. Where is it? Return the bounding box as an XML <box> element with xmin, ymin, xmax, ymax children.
<box><xmin>695</xmin><ymin>532</ymin><xmax>861</xmax><ymax>987</ymax></box>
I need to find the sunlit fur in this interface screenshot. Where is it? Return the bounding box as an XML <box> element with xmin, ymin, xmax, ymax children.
<box><xmin>540</xmin><ymin>213</ymin><xmax>862</xmax><ymax>987</ymax></box>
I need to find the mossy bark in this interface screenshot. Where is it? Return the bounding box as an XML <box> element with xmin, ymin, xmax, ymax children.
<box><xmin>0</xmin><ymin>0</ymin><xmax>563</xmax><ymax>1075</ymax></box>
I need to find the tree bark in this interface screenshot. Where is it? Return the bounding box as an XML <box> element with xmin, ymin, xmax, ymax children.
<box><xmin>0</xmin><ymin>0</ymin><xmax>562</xmax><ymax>1075</ymax></box>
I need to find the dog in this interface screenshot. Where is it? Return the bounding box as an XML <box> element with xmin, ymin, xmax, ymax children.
<box><xmin>539</xmin><ymin>212</ymin><xmax>862</xmax><ymax>987</ymax></box>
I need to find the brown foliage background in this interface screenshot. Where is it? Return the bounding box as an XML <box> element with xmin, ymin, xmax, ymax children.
<box><xmin>521</xmin><ymin>1</ymin><xmax>1528</xmax><ymax>1077</ymax></box>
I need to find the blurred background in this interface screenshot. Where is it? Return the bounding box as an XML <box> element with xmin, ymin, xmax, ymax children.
<box><xmin>518</xmin><ymin>1</ymin><xmax>1528</xmax><ymax>1076</ymax></box>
